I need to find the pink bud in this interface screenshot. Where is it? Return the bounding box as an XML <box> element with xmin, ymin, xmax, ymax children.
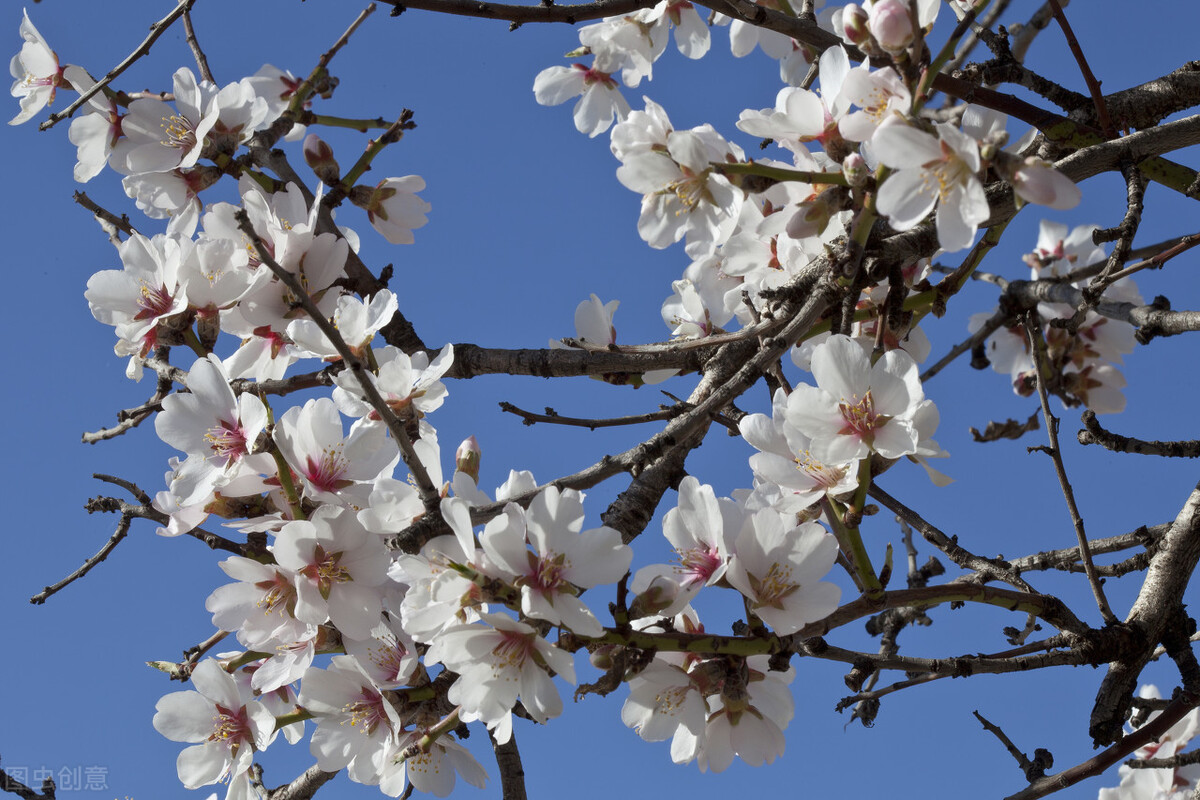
<box><xmin>868</xmin><ymin>0</ymin><xmax>915</xmax><ymax>54</ymax></box>
<box><xmin>840</xmin><ymin>3</ymin><xmax>871</xmax><ymax>44</ymax></box>
<box><xmin>303</xmin><ymin>133</ymin><xmax>341</xmax><ymax>184</ymax></box>
<box><xmin>455</xmin><ymin>435</ymin><xmax>482</xmax><ymax>482</ymax></box>
<box><xmin>842</xmin><ymin>152</ymin><xmax>868</xmax><ymax>187</ymax></box>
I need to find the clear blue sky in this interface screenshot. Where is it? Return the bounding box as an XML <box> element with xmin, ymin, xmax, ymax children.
<box><xmin>4</xmin><ymin>1</ymin><xmax>1200</xmax><ymax>799</ymax></box>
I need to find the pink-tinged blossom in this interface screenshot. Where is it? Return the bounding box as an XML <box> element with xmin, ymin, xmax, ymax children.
<box><xmin>661</xmin><ymin>255</ymin><xmax>738</xmax><ymax>339</ymax></box>
<box><xmin>9</xmin><ymin>11</ymin><xmax>64</xmax><ymax>125</ymax></box>
<box><xmin>273</xmin><ymin>506</ymin><xmax>391</xmax><ymax>639</ymax></box>
<box><xmin>152</xmin><ymin>659</ymin><xmax>276</xmax><ymax>795</ymax></box>
<box><xmin>621</xmin><ymin>659</ymin><xmax>708</xmax><ymax>762</ymax></box>
<box><xmin>425</xmin><ymin>612</ymin><xmax>576</xmax><ymax>742</ymax></box>
<box><xmin>379</xmin><ymin>728</ymin><xmax>489</xmax><ymax>798</ymax></box>
<box><xmin>343</xmin><ymin>615</ymin><xmax>419</xmax><ymax>690</ymax></box>
<box><xmin>298</xmin><ymin>655</ymin><xmax>402</xmax><ymax>784</ymax></box>
<box><xmin>836</xmin><ymin>63</ymin><xmax>911</xmax><ymax>142</ymax></box>
<box><xmin>288</xmin><ymin>289</ymin><xmax>398</xmax><ymax>360</ymax></box>
<box><xmin>155</xmin><ymin>354</ymin><xmax>267</xmax><ymax>505</ymax></box>
<box><xmin>64</xmin><ymin>66</ymin><xmax>122</xmax><ymax>181</ymax></box>
<box><xmin>122</xmin><ymin>168</ymin><xmax>214</xmax><ymax>237</ymax></box>
<box><xmin>332</xmin><ymin>343</ymin><xmax>454</xmax><ymax>421</ymax></box>
<box><xmin>1008</xmin><ymin>156</ymin><xmax>1080</xmax><ymax>210</ymax></box>
<box><xmin>479</xmin><ymin>487</ymin><xmax>632</xmax><ymax>636</ymax></box>
<box><xmin>631</xmin><ymin>477</ymin><xmax>734</xmax><ymax>618</ymax></box>
<box><xmin>234</xmin><ymin>227</ymin><xmax>348</xmax><ymax>332</ymax></box>
<box><xmin>206</xmin><ymin>555</ymin><xmax>309</xmax><ymax>649</ymax></box>
<box><xmin>786</xmin><ymin>333</ymin><xmax>930</xmax><ymax>463</ymax></box>
<box><xmin>615</xmin><ymin>105</ymin><xmax>745</xmax><ymax>257</ymax></box>
<box><xmin>697</xmin><ymin>655</ymin><xmax>794</xmax><ymax>772</ymax></box>
<box><xmin>552</xmin><ymin>295</ymin><xmax>676</xmax><ymax>385</ymax></box>
<box><xmin>639</xmin><ymin>0</ymin><xmax>710</xmax><ymax>59</ymax></box>
<box><xmin>725</xmin><ymin>513</ymin><xmax>840</xmax><ymax>634</ymax></box>
<box><xmin>739</xmin><ymin>388</ymin><xmax>860</xmax><ymax>515</ymax></box>
<box><xmin>110</xmin><ymin>67</ymin><xmax>218</xmax><ymax>175</ymax></box>
<box><xmin>874</xmin><ymin>121</ymin><xmax>989</xmax><ymax>252</ymax></box>
<box><xmin>244</xmin><ymin>63</ymin><xmax>306</xmax><ymax>141</ymax></box>
<box><xmin>534</xmin><ymin>57</ymin><xmax>631</xmax><ymax>137</ymax></box>
<box><xmin>274</xmin><ymin>397</ymin><xmax>397</xmax><ymax>504</ymax></box>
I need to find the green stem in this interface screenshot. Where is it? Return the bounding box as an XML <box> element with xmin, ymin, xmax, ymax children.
<box><xmin>309</xmin><ymin>113</ymin><xmax>395</xmax><ymax>132</ymax></box>
<box><xmin>824</xmin><ymin>492</ymin><xmax>883</xmax><ymax>598</ymax></box>
<box><xmin>182</xmin><ymin>327</ymin><xmax>208</xmax><ymax>358</ymax></box>
<box><xmin>260</xmin><ymin>396</ymin><xmax>306</xmax><ymax>521</ymax></box>
<box><xmin>340</xmin><ymin>115</ymin><xmax>411</xmax><ymax>190</ymax></box>
<box><xmin>714</xmin><ymin>161</ymin><xmax>850</xmax><ymax>187</ymax></box>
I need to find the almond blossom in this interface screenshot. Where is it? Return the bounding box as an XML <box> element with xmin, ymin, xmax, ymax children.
<box><xmin>478</xmin><ymin>486</ymin><xmax>632</xmax><ymax>636</ymax></box>
<box><xmin>427</xmin><ymin>611</ymin><xmax>576</xmax><ymax>743</ymax></box>
<box><xmin>874</xmin><ymin>120</ymin><xmax>989</xmax><ymax>253</ymax></box>
<box><xmin>152</xmin><ymin>659</ymin><xmax>276</xmax><ymax>798</ymax></box>
<box><xmin>786</xmin><ymin>333</ymin><xmax>931</xmax><ymax>463</ymax></box>
<box><xmin>615</xmin><ymin>101</ymin><xmax>745</xmax><ymax>257</ymax></box>
<box><xmin>110</xmin><ymin>67</ymin><xmax>218</xmax><ymax>175</ymax></box>
<box><xmin>725</xmin><ymin>511</ymin><xmax>840</xmax><ymax>634</ymax></box>
<box><xmin>534</xmin><ymin>55</ymin><xmax>631</xmax><ymax>138</ymax></box>
<box><xmin>9</xmin><ymin>10</ymin><xmax>64</xmax><ymax>125</ymax></box>
<box><xmin>273</xmin><ymin>505</ymin><xmax>392</xmax><ymax>639</ymax></box>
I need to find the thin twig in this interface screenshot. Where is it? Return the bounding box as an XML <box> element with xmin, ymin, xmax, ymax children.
<box><xmin>73</xmin><ymin>191</ymin><xmax>136</xmax><ymax>240</ymax></box>
<box><xmin>921</xmin><ymin>307</ymin><xmax>1009</xmax><ymax>382</ymax></box>
<box><xmin>30</xmin><ymin>511</ymin><xmax>132</xmax><ymax>604</ymax></box>
<box><xmin>182</xmin><ymin>6</ymin><xmax>215</xmax><ymax>83</ymax></box>
<box><xmin>1045</xmin><ymin>0</ymin><xmax>1114</xmax><ymax>137</ymax></box>
<box><xmin>40</xmin><ymin>0</ymin><xmax>197</xmax><ymax>130</ymax></box>
<box><xmin>499</xmin><ymin>401</ymin><xmax>686</xmax><ymax>429</ymax></box>
<box><xmin>1022</xmin><ymin>315</ymin><xmax>1116</xmax><ymax>624</ymax></box>
<box><xmin>975</xmin><ymin>710</ymin><xmax>1054</xmax><ymax>782</ymax></box>
<box><xmin>82</xmin><ymin>370</ymin><xmax>172</xmax><ymax>444</ymax></box>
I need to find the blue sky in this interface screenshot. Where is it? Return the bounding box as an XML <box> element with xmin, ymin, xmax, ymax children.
<box><xmin>4</xmin><ymin>1</ymin><xmax>1200</xmax><ymax>799</ymax></box>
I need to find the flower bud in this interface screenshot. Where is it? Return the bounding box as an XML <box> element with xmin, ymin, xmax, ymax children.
<box><xmin>839</xmin><ymin>3</ymin><xmax>871</xmax><ymax>45</ymax></box>
<box><xmin>842</xmin><ymin>152</ymin><xmax>869</xmax><ymax>188</ymax></box>
<box><xmin>303</xmin><ymin>133</ymin><xmax>341</xmax><ymax>185</ymax></box>
<box><xmin>868</xmin><ymin>0</ymin><xmax>916</xmax><ymax>54</ymax></box>
<box><xmin>454</xmin><ymin>435</ymin><xmax>482</xmax><ymax>483</ymax></box>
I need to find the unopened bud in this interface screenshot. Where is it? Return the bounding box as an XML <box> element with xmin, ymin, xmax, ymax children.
<box><xmin>868</xmin><ymin>0</ymin><xmax>915</xmax><ymax>54</ymax></box>
<box><xmin>455</xmin><ymin>435</ymin><xmax>481</xmax><ymax>482</ymax></box>
<box><xmin>842</xmin><ymin>152</ymin><xmax>869</xmax><ymax>188</ymax></box>
<box><xmin>839</xmin><ymin>3</ymin><xmax>871</xmax><ymax>45</ymax></box>
<box><xmin>303</xmin><ymin>133</ymin><xmax>342</xmax><ymax>185</ymax></box>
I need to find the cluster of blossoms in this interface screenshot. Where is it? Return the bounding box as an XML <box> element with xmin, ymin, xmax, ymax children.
<box><xmin>16</xmin><ymin>0</ymin><xmax>1168</xmax><ymax>796</ymax></box>
<box><xmin>969</xmin><ymin>220</ymin><xmax>1139</xmax><ymax>413</ymax></box>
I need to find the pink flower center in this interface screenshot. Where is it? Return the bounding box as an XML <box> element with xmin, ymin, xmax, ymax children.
<box><xmin>678</xmin><ymin>546</ymin><xmax>722</xmax><ymax>587</ymax></box>
<box><xmin>205</xmin><ymin>419</ymin><xmax>250</xmax><ymax>466</ymax></box>
<box><xmin>837</xmin><ymin>390</ymin><xmax>889</xmax><ymax>442</ymax></box>
<box><xmin>573</xmin><ymin>62</ymin><xmax>618</xmax><ymax>89</ymax></box>
<box><xmin>490</xmin><ymin>630</ymin><xmax>535</xmax><ymax>671</ymax></box>
<box><xmin>342</xmin><ymin>689</ymin><xmax>391</xmax><ymax>735</ymax></box>
<box><xmin>526</xmin><ymin>551</ymin><xmax>569</xmax><ymax>595</ymax></box>
<box><xmin>210</xmin><ymin>703</ymin><xmax>253</xmax><ymax>752</ymax></box>
<box><xmin>303</xmin><ymin>544</ymin><xmax>350</xmax><ymax>592</ymax></box>
<box><xmin>304</xmin><ymin>446</ymin><xmax>350</xmax><ymax>494</ymax></box>
<box><xmin>135</xmin><ymin>281</ymin><xmax>175</xmax><ymax>319</ymax></box>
